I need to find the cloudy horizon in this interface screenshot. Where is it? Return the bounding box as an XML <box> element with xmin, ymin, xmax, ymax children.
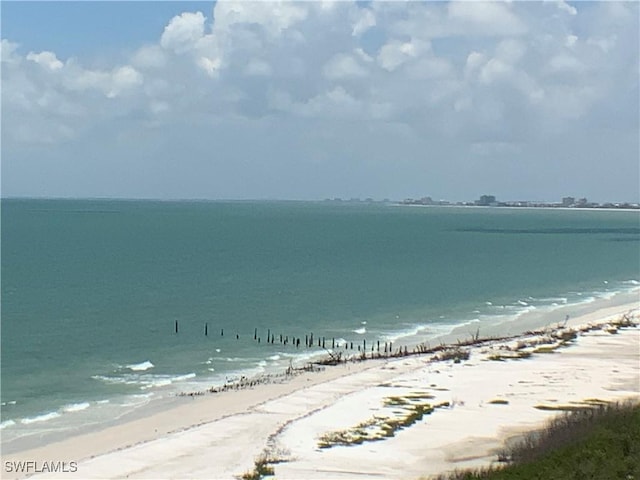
<box><xmin>2</xmin><ymin>1</ymin><xmax>639</xmax><ymax>203</ymax></box>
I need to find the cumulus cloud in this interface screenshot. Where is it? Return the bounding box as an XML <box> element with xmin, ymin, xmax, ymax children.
<box><xmin>2</xmin><ymin>1</ymin><xmax>638</xmax><ymax>201</ymax></box>
<box><xmin>160</xmin><ymin>12</ymin><xmax>206</xmax><ymax>53</ymax></box>
<box><xmin>26</xmin><ymin>51</ymin><xmax>63</xmax><ymax>70</ymax></box>
<box><xmin>323</xmin><ymin>53</ymin><xmax>367</xmax><ymax>79</ymax></box>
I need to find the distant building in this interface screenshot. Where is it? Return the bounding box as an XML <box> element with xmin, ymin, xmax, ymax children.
<box><xmin>562</xmin><ymin>197</ymin><xmax>575</xmax><ymax>207</ymax></box>
<box><xmin>476</xmin><ymin>195</ymin><xmax>497</xmax><ymax>206</ymax></box>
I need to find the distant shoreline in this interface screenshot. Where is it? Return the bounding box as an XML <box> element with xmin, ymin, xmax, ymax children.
<box><xmin>2</xmin><ymin>196</ymin><xmax>639</xmax><ymax>210</ymax></box>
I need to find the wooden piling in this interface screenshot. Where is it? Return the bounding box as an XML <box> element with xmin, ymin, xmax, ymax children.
<box><xmin>254</xmin><ymin>328</ymin><xmax>257</xmax><ymax>340</ymax></box>
<box><xmin>175</xmin><ymin>320</ymin><xmax>178</xmax><ymax>334</ymax></box>
<box><xmin>205</xmin><ymin>323</ymin><xmax>208</xmax><ymax>336</ymax></box>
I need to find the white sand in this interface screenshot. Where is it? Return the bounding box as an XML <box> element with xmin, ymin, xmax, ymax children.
<box><xmin>3</xmin><ymin>300</ymin><xmax>639</xmax><ymax>480</ymax></box>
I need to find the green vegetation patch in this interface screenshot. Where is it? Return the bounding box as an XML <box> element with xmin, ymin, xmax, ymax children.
<box><xmin>434</xmin><ymin>402</ymin><xmax>640</xmax><ymax>480</ymax></box>
<box><xmin>318</xmin><ymin>395</ymin><xmax>450</xmax><ymax>449</ymax></box>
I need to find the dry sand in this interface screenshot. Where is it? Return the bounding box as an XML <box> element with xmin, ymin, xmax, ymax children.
<box><xmin>3</xmin><ymin>300</ymin><xmax>639</xmax><ymax>480</ymax></box>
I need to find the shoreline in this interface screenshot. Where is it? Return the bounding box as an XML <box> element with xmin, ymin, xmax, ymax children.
<box><xmin>2</xmin><ymin>296</ymin><xmax>638</xmax><ymax>480</ymax></box>
<box><xmin>3</xmin><ymin>285</ymin><xmax>635</xmax><ymax>455</ymax></box>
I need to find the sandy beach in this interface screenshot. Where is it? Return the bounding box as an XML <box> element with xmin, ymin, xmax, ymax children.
<box><xmin>2</xmin><ymin>298</ymin><xmax>639</xmax><ymax>480</ymax></box>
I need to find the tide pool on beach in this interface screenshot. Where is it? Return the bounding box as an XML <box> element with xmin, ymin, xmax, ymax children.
<box><xmin>1</xmin><ymin>199</ymin><xmax>639</xmax><ymax>453</ymax></box>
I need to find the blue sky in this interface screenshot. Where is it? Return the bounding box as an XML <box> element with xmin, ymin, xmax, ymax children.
<box><xmin>2</xmin><ymin>1</ymin><xmax>639</xmax><ymax>202</ymax></box>
<box><xmin>2</xmin><ymin>2</ymin><xmax>209</xmax><ymax>60</ymax></box>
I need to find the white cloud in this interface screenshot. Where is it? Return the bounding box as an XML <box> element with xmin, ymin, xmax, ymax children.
<box><xmin>464</xmin><ymin>51</ymin><xmax>487</xmax><ymax>78</ymax></box>
<box><xmin>244</xmin><ymin>58</ymin><xmax>272</xmax><ymax>76</ymax></box>
<box><xmin>62</xmin><ymin>63</ymin><xmax>143</xmax><ymax>98</ymax></box>
<box><xmin>26</xmin><ymin>51</ymin><xmax>63</xmax><ymax>70</ymax></box>
<box><xmin>132</xmin><ymin>45</ymin><xmax>167</xmax><ymax>69</ymax></box>
<box><xmin>586</xmin><ymin>35</ymin><xmax>617</xmax><ymax>53</ymax></box>
<box><xmin>352</xmin><ymin>8</ymin><xmax>376</xmax><ymax>37</ymax></box>
<box><xmin>447</xmin><ymin>1</ymin><xmax>527</xmax><ymax>36</ymax></box>
<box><xmin>565</xmin><ymin>34</ymin><xmax>578</xmax><ymax>48</ymax></box>
<box><xmin>1</xmin><ymin>39</ymin><xmax>20</xmax><ymax>62</ymax></box>
<box><xmin>323</xmin><ymin>53</ymin><xmax>367</xmax><ymax>79</ymax></box>
<box><xmin>495</xmin><ymin>39</ymin><xmax>526</xmax><ymax>64</ymax></box>
<box><xmin>213</xmin><ymin>1</ymin><xmax>308</xmax><ymax>38</ymax></box>
<box><xmin>547</xmin><ymin>54</ymin><xmax>584</xmax><ymax>74</ymax></box>
<box><xmin>557</xmin><ymin>1</ymin><xmax>577</xmax><ymax>16</ymax></box>
<box><xmin>160</xmin><ymin>12</ymin><xmax>206</xmax><ymax>54</ymax></box>
<box><xmin>377</xmin><ymin>39</ymin><xmax>428</xmax><ymax>72</ymax></box>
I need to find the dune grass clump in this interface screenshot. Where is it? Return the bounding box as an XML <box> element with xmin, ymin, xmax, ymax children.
<box><xmin>241</xmin><ymin>458</ymin><xmax>274</xmax><ymax>480</ymax></box>
<box><xmin>240</xmin><ymin>450</ymin><xmax>288</xmax><ymax>480</ymax></box>
<box><xmin>487</xmin><ymin>350</ymin><xmax>532</xmax><ymax>361</ymax></box>
<box><xmin>435</xmin><ymin>348</ymin><xmax>470</xmax><ymax>363</ymax></box>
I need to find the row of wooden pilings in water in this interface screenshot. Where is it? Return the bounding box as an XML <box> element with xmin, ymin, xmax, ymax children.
<box><xmin>174</xmin><ymin>320</ymin><xmax>400</xmax><ymax>355</ymax></box>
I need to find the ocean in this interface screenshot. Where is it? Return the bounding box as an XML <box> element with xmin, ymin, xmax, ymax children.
<box><xmin>1</xmin><ymin>199</ymin><xmax>639</xmax><ymax>451</ymax></box>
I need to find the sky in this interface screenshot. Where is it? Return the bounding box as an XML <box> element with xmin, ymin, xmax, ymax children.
<box><xmin>2</xmin><ymin>1</ymin><xmax>639</xmax><ymax>202</ymax></box>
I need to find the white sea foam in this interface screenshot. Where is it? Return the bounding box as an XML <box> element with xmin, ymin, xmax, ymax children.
<box><xmin>353</xmin><ymin>327</ymin><xmax>366</xmax><ymax>334</ymax></box>
<box><xmin>140</xmin><ymin>373</ymin><xmax>196</xmax><ymax>390</ymax></box>
<box><xmin>21</xmin><ymin>411</ymin><xmax>61</xmax><ymax>424</ymax></box>
<box><xmin>0</xmin><ymin>420</ymin><xmax>16</xmax><ymax>430</ymax></box>
<box><xmin>173</xmin><ymin>373</ymin><xmax>196</xmax><ymax>382</ymax></box>
<box><xmin>1</xmin><ymin>400</ymin><xmax>17</xmax><ymax>406</ymax></box>
<box><xmin>268</xmin><ymin>354</ymin><xmax>281</xmax><ymax>361</ymax></box>
<box><xmin>361</xmin><ymin>321</ymin><xmax>367</xmax><ymax>325</ymax></box>
<box><xmin>126</xmin><ymin>361</ymin><xmax>154</xmax><ymax>372</ymax></box>
<box><xmin>1</xmin><ymin>420</ymin><xmax>16</xmax><ymax>429</ymax></box>
<box><xmin>119</xmin><ymin>393</ymin><xmax>154</xmax><ymax>407</ymax></box>
<box><xmin>62</xmin><ymin>402</ymin><xmax>90</xmax><ymax>413</ymax></box>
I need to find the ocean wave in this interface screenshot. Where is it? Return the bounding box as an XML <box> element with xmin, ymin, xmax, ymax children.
<box><xmin>1</xmin><ymin>420</ymin><xmax>16</xmax><ymax>429</ymax></box>
<box><xmin>1</xmin><ymin>400</ymin><xmax>17</xmax><ymax>406</ymax></box>
<box><xmin>353</xmin><ymin>327</ymin><xmax>366</xmax><ymax>334</ymax></box>
<box><xmin>62</xmin><ymin>402</ymin><xmax>90</xmax><ymax>413</ymax></box>
<box><xmin>21</xmin><ymin>411</ymin><xmax>61</xmax><ymax>425</ymax></box>
<box><xmin>126</xmin><ymin>360</ymin><xmax>154</xmax><ymax>372</ymax></box>
<box><xmin>118</xmin><ymin>393</ymin><xmax>154</xmax><ymax>407</ymax></box>
<box><xmin>139</xmin><ymin>373</ymin><xmax>196</xmax><ymax>390</ymax></box>
<box><xmin>268</xmin><ymin>354</ymin><xmax>281</xmax><ymax>361</ymax></box>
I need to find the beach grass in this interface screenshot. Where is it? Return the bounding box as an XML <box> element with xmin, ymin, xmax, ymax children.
<box><xmin>432</xmin><ymin>401</ymin><xmax>640</xmax><ymax>480</ymax></box>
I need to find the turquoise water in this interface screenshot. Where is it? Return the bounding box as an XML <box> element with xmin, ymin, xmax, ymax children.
<box><xmin>1</xmin><ymin>199</ymin><xmax>639</xmax><ymax>448</ymax></box>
